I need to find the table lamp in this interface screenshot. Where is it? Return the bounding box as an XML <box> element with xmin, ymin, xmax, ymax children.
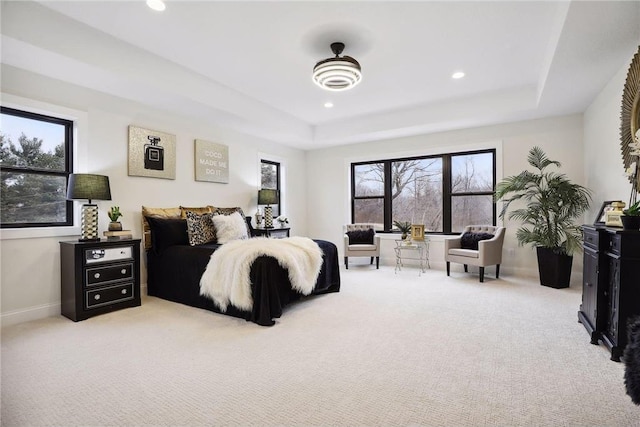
<box><xmin>258</xmin><ymin>189</ymin><xmax>278</xmax><ymax>228</ymax></box>
<box><xmin>67</xmin><ymin>174</ymin><xmax>112</xmax><ymax>241</ymax></box>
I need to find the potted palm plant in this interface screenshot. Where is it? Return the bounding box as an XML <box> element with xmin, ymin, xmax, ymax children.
<box><xmin>494</xmin><ymin>147</ymin><xmax>591</xmax><ymax>288</ymax></box>
<box><xmin>393</xmin><ymin>220</ymin><xmax>412</xmax><ymax>240</ymax></box>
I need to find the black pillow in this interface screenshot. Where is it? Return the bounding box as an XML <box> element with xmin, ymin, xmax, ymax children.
<box><xmin>146</xmin><ymin>217</ymin><xmax>189</xmax><ymax>254</ymax></box>
<box><xmin>460</xmin><ymin>232</ymin><xmax>494</xmax><ymax>250</ymax></box>
<box><xmin>347</xmin><ymin>229</ymin><xmax>375</xmax><ymax>244</ymax></box>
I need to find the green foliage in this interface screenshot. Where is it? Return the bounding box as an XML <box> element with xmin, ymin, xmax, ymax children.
<box><xmin>623</xmin><ymin>201</ymin><xmax>640</xmax><ymax>216</ymax></box>
<box><xmin>108</xmin><ymin>206</ymin><xmax>123</xmax><ymax>222</ymax></box>
<box><xmin>1</xmin><ymin>132</ymin><xmax>67</xmax><ymax>224</ymax></box>
<box><xmin>494</xmin><ymin>146</ymin><xmax>592</xmax><ymax>256</ymax></box>
<box><xmin>392</xmin><ymin>220</ymin><xmax>412</xmax><ymax>233</ymax></box>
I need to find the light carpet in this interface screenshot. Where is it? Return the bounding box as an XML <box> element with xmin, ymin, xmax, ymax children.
<box><xmin>1</xmin><ymin>265</ymin><xmax>638</xmax><ymax>426</ymax></box>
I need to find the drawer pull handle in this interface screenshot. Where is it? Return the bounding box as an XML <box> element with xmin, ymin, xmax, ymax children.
<box><xmin>121</xmin><ymin>269</ymin><xmax>127</xmax><ymax>274</ymax></box>
<box><xmin>121</xmin><ymin>289</ymin><xmax>127</xmax><ymax>295</ymax></box>
<box><xmin>121</xmin><ymin>250</ymin><xmax>126</xmax><ymax>255</ymax></box>
<box><xmin>94</xmin><ymin>273</ymin><xmax>100</xmax><ymax>279</ymax></box>
<box><xmin>94</xmin><ymin>294</ymin><xmax>101</xmax><ymax>300</ymax></box>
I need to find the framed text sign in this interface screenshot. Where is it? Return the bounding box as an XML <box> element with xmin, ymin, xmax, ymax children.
<box><xmin>194</xmin><ymin>139</ymin><xmax>229</xmax><ymax>183</ymax></box>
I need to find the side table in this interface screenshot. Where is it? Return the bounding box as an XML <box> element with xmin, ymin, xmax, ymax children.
<box><xmin>253</xmin><ymin>226</ymin><xmax>290</xmax><ymax>239</ymax></box>
<box><xmin>394</xmin><ymin>239</ymin><xmax>430</xmax><ymax>275</ymax></box>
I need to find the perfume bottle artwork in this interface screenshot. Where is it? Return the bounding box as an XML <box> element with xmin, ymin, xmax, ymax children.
<box><xmin>144</xmin><ymin>136</ymin><xmax>164</xmax><ymax>170</ymax></box>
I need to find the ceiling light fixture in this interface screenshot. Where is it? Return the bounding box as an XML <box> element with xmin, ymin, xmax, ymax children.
<box><xmin>452</xmin><ymin>71</ymin><xmax>465</xmax><ymax>79</ymax></box>
<box><xmin>313</xmin><ymin>42</ymin><xmax>362</xmax><ymax>91</ymax></box>
<box><xmin>324</xmin><ymin>102</ymin><xmax>334</xmax><ymax>108</ymax></box>
<box><xmin>146</xmin><ymin>0</ymin><xmax>166</xmax><ymax>12</ymax></box>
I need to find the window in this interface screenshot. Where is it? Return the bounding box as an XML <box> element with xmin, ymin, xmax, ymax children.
<box><xmin>351</xmin><ymin>149</ymin><xmax>495</xmax><ymax>234</ymax></box>
<box><xmin>260</xmin><ymin>159</ymin><xmax>280</xmax><ymax>217</ymax></box>
<box><xmin>1</xmin><ymin>107</ymin><xmax>73</xmax><ymax>228</ymax></box>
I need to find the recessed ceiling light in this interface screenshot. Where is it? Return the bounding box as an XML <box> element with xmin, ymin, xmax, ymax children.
<box><xmin>147</xmin><ymin>0</ymin><xmax>166</xmax><ymax>12</ymax></box>
<box><xmin>452</xmin><ymin>71</ymin><xmax>465</xmax><ymax>79</ymax></box>
<box><xmin>324</xmin><ymin>102</ymin><xmax>334</xmax><ymax>108</ymax></box>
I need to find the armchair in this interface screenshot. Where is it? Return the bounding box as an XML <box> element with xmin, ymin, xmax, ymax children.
<box><xmin>344</xmin><ymin>223</ymin><xmax>380</xmax><ymax>269</ymax></box>
<box><xmin>444</xmin><ymin>225</ymin><xmax>505</xmax><ymax>282</ymax></box>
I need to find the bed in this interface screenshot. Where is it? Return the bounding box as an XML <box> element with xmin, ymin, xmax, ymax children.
<box><xmin>142</xmin><ymin>205</ymin><xmax>340</xmax><ymax>326</ymax></box>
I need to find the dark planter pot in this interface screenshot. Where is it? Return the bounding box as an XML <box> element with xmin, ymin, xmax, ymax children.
<box><xmin>108</xmin><ymin>222</ymin><xmax>123</xmax><ymax>231</ymax></box>
<box><xmin>536</xmin><ymin>247</ymin><xmax>573</xmax><ymax>289</ymax></box>
<box><xmin>621</xmin><ymin>215</ymin><xmax>640</xmax><ymax>230</ymax></box>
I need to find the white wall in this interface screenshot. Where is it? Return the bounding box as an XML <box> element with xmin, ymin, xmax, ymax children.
<box><xmin>306</xmin><ymin>114</ymin><xmax>586</xmax><ymax>280</ymax></box>
<box><xmin>584</xmin><ymin>46</ymin><xmax>639</xmax><ymax>214</ymax></box>
<box><xmin>0</xmin><ymin>66</ymin><xmax>307</xmax><ymax>325</ymax></box>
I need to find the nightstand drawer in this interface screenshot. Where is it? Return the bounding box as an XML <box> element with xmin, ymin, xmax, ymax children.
<box><xmin>85</xmin><ymin>246</ymin><xmax>133</xmax><ymax>264</ymax></box>
<box><xmin>86</xmin><ymin>283</ymin><xmax>134</xmax><ymax>309</ymax></box>
<box><xmin>86</xmin><ymin>263</ymin><xmax>133</xmax><ymax>286</ymax></box>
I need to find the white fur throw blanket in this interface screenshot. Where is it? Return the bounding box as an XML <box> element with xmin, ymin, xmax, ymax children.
<box><xmin>199</xmin><ymin>237</ymin><xmax>323</xmax><ymax>312</ymax></box>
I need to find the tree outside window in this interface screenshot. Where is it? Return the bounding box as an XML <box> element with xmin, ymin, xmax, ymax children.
<box><xmin>351</xmin><ymin>150</ymin><xmax>495</xmax><ymax>234</ymax></box>
<box><xmin>1</xmin><ymin>107</ymin><xmax>73</xmax><ymax>228</ymax></box>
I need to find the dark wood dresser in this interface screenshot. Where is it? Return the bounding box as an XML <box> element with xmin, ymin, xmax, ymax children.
<box><xmin>579</xmin><ymin>225</ymin><xmax>640</xmax><ymax>361</ymax></box>
<box><xmin>60</xmin><ymin>239</ymin><xmax>141</xmax><ymax>321</ymax></box>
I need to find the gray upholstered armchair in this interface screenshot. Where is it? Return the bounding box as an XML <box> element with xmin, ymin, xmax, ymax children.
<box><xmin>344</xmin><ymin>223</ymin><xmax>380</xmax><ymax>269</ymax></box>
<box><xmin>444</xmin><ymin>225</ymin><xmax>506</xmax><ymax>282</ymax></box>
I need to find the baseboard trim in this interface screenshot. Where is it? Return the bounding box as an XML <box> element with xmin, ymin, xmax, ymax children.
<box><xmin>1</xmin><ymin>282</ymin><xmax>149</xmax><ymax>327</ymax></box>
<box><xmin>1</xmin><ymin>302</ymin><xmax>61</xmax><ymax>328</ymax></box>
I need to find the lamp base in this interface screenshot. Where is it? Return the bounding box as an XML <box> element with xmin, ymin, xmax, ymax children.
<box><xmin>264</xmin><ymin>205</ymin><xmax>274</xmax><ymax>228</ymax></box>
<box><xmin>80</xmin><ymin>204</ymin><xmax>100</xmax><ymax>241</ymax></box>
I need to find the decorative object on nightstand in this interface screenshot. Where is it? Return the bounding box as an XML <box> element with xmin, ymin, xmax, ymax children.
<box><xmin>255</xmin><ymin>208</ymin><xmax>263</xmax><ymax>227</ymax></box>
<box><xmin>103</xmin><ymin>230</ymin><xmax>133</xmax><ymax>240</ymax></box>
<box><xmin>258</xmin><ymin>188</ymin><xmax>278</xmax><ymax>228</ymax></box>
<box><xmin>605</xmin><ymin>201</ymin><xmax>625</xmax><ymax>227</ymax></box>
<box><xmin>277</xmin><ymin>215</ymin><xmax>289</xmax><ymax>226</ymax></box>
<box><xmin>108</xmin><ymin>206</ymin><xmax>123</xmax><ymax>231</ymax></box>
<box><xmin>60</xmin><ymin>239</ymin><xmax>141</xmax><ymax>321</ymax></box>
<box><xmin>66</xmin><ymin>174</ymin><xmax>112</xmax><ymax>241</ymax></box>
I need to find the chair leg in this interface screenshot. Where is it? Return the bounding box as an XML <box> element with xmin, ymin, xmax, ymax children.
<box><xmin>464</xmin><ymin>264</ymin><xmax>468</xmax><ymax>273</ymax></box>
<box><xmin>345</xmin><ymin>257</ymin><xmax>348</xmax><ymax>269</ymax></box>
<box><xmin>446</xmin><ymin>262</ymin><xmax>450</xmax><ymax>276</ymax></box>
<box><xmin>479</xmin><ymin>267</ymin><xmax>485</xmax><ymax>283</ymax></box>
<box><xmin>496</xmin><ymin>264</ymin><xmax>500</xmax><ymax>279</ymax></box>
<box><xmin>376</xmin><ymin>256</ymin><xmax>379</xmax><ymax>269</ymax></box>
<box><xmin>370</xmin><ymin>256</ymin><xmax>374</xmax><ymax>265</ymax></box>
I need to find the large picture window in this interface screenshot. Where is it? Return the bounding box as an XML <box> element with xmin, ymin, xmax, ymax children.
<box><xmin>260</xmin><ymin>159</ymin><xmax>281</xmax><ymax>217</ymax></box>
<box><xmin>351</xmin><ymin>149</ymin><xmax>495</xmax><ymax>234</ymax></box>
<box><xmin>1</xmin><ymin>107</ymin><xmax>74</xmax><ymax>228</ymax></box>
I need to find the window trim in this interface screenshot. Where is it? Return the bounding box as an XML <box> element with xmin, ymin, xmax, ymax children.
<box><xmin>260</xmin><ymin>159</ymin><xmax>281</xmax><ymax>215</ymax></box>
<box><xmin>351</xmin><ymin>148</ymin><xmax>497</xmax><ymax>234</ymax></box>
<box><xmin>1</xmin><ymin>106</ymin><xmax>74</xmax><ymax>229</ymax></box>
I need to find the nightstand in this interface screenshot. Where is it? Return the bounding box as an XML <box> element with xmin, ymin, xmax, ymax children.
<box><xmin>60</xmin><ymin>239</ymin><xmax>141</xmax><ymax>321</ymax></box>
<box><xmin>253</xmin><ymin>226</ymin><xmax>290</xmax><ymax>239</ymax></box>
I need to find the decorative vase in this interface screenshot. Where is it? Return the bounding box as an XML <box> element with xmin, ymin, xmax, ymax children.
<box><xmin>621</xmin><ymin>215</ymin><xmax>640</xmax><ymax>230</ymax></box>
<box><xmin>108</xmin><ymin>221</ymin><xmax>123</xmax><ymax>231</ymax></box>
<box><xmin>401</xmin><ymin>232</ymin><xmax>408</xmax><ymax>240</ymax></box>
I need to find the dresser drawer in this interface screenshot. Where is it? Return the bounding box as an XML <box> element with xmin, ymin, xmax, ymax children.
<box><xmin>85</xmin><ymin>246</ymin><xmax>133</xmax><ymax>265</ymax></box>
<box><xmin>85</xmin><ymin>283</ymin><xmax>134</xmax><ymax>309</ymax></box>
<box><xmin>85</xmin><ymin>263</ymin><xmax>133</xmax><ymax>286</ymax></box>
<box><xmin>583</xmin><ymin>228</ymin><xmax>601</xmax><ymax>250</ymax></box>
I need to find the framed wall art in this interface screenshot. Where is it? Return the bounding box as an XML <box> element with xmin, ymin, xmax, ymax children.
<box><xmin>128</xmin><ymin>125</ymin><xmax>176</xmax><ymax>180</ymax></box>
<box><xmin>194</xmin><ymin>139</ymin><xmax>229</xmax><ymax>183</ymax></box>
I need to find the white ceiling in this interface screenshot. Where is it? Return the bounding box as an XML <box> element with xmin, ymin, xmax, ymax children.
<box><xmin>2</xmin><ymin>1</ymin><xmax>639</xmax><ymax>149</ymax></box>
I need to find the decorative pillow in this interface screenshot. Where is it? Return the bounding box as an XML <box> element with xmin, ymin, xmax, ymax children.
<box><xmin>185</xmin><ymin>211</ymin><xmax>217</xmax><ymax>246</ymax></box>
<box><xmin>347</xmin><ymin>229</ymin><xmax>375</xmax><ymax>244</ymax></box>
<box><xmin>211</xmin><ymin>211</ymin><xmax>249</xmax><ymax>244</ymax></box>
<box><xmin>180</xmin><ymin>205</ymin><xmax>213</xmax><ymax>219</ymax></box>
<box><xmin>213</xmin><ymin>207</ymin><xmax>252</xmax><ymax>237</ymax></box>
<box><xmin>141</xmin><ymin>206</ymin><xmax>182</xmax><ymax>250</ymax></box>
<box><xmin>145</xmin><ymin>217</ymin><xmax>188</xmax><ymax>254</ymax></box>
<box><xmin>460</xmin><ymin>232</ymin><xmax>494</xmax><ymax>250</ymax></box>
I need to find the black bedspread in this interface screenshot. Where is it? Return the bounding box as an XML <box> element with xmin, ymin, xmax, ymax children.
<box><xmin>146</xmin><ymin>239</ymin><xmax>340</xmax><ymax>326</ymax></box>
